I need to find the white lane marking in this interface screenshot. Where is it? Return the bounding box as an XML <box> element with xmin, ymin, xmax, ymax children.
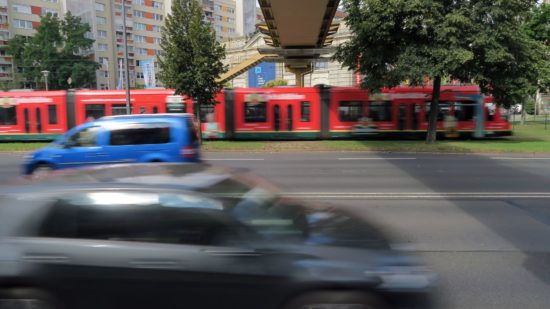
<box><xmin>492</xmin><ymin>157</ymin><xmax>550</xmax><ymax>160</ymax></box>
<box><xmin>280</xmin><ymin>192</ymin><xmax>550</xmax><ymax>199</ymax></box>
<box><xmin>205</xmin><ymin>158</ymin><xmax>265</xmax><ymax>161</ymax></box>
<box><xmin>338</xmin><ymin>157</ymin><xmax>417</xmax><ymax>160</ymax></box>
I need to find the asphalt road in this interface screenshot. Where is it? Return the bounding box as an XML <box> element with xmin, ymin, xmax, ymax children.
<box><xmin>2</xmin><ymin>151</ymin><xmax>550</xmax><ymax>308</ymax></box>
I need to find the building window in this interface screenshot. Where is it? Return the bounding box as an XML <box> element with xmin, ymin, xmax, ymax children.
<box><xmin>215</xmin><ymin>15</ymin><xmax>222</xmax><ymax>21</ymax></box>
<box><xmin>97</xmin><ymin>43</ymin><xmax>108</xmax><ymax>51</ymax></box>
<box><xmin>12</xmin><ymin>4</ymin><xmax>31</xmax><ymax>14</ymax></box>
<box><xmin>133</xmin><ymin>0</ymin><xmax>145</xmax><ymax>5</ymax></box>
<box><xmin>151</xmin><ymin>1</ymin><xmax>162</xmax><ymax>9</ymax></box>
<box><xmin>95</xmin><ymin>2</ymin><xmax>105</xmax><ymax>11</ymax></box>
<box><xmin>99</xmin><ymin>83</ymin><xmax>108</xmax><ymax>90</ymax></box>
<box><xmin>135</xmin><ymin>22</ymin><xmax>146</xmax><ymax>31</ymax></box>
<box><xmin>244</xmin><ymin>102</ymin><xmax>267</xmax><ymax>123</ymax></box>
<box><xmin>101</xmin><ymin>70</ymin><xmax>109</xmax><ymax>78</ymax></box>
<box><xmin>13</xmin><ymin>19</ymin><xmax>33</xmax><ymax>29</ymax></box>
<box><xmin>154</xmin><ymin>49</ymin><xmax>161</xmax><ymax>56</ymax></box>
<box><xmin>300</xmin><ymin>102</ymin><xmax>310</xmax><ymax>122</ymax></box>
<box><xmin>315</xmin><ymin>59</ymin><xmax>328</xmax><ymax>70</ymax></box>
<box><xmin>97</xmin><ymin>30</ymin><xmax>107</xmax><ymax>38</ymax></box>
<box><xmin>47</xmin><ymin>105</ymin><xmax>57</xmax><ymax>125</ymax></box>
<box><xmin>96</xmin><ymin>16</ymin><xmax>107</xmax><ymax>25</ymax></box>
<box><xmin>152</xmin><ymin>25</ymin><xmax>160</xmax><ymax>32</ymax></box>
<box><xmin>227</xmin><ymin>7</ymin><xmax>235</xmax><ymax>13</ymax></box>
<box><xmin>42</xmin><ymin>0</ymin><xmax>59</xmax><ymax>3</ymax></box>
<box><xmin>0</xmin><ymin>106</ymin><xmax>16</xmax><ymax>125</ymax></box>
<box><xmin>153</xmin><ymin>13</ymin><xmax>163</xmax><ymax>21</ymax></box>
<box><xmin>214</xmin><ymin>4</ymin><xmax>221</xmax><ymax>11</ymax></box>
<box><xmin>136</xmin><ymin>72</ymin><xmax>144</xmax><ymax>79</ymax></box>
<box><xmin>134</xmin><ymin>35</ymin><xmax>146</xmax><ymax>43</ymax></box>
<box><xmin>338</xmin><ymin>101</ymin><xmax>363</xmax><ymax>122</ymax></box>
<box><xmin>134</xmin><ymin>10</ymin><xmax>145</xmax><ymax>18</ymax></box>
<box><xmin>153</xmin><ymin>37</ymin><xmax>160</xmax><ymax>44</ymax></box>
<box><xmin>137</xmin><ymin>48</ymin><xmax>147</xmax><ymax>55</ymax></box>
<box><xmin>114</xmin><ymin>4</ymin><xmax>122</xmax><ymax>11</ymax></box>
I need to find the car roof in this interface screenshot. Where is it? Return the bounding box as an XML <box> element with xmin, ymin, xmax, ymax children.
<box><xmin>4</xmin><ymin>163</ymin><xmax>274</xmax><ymax>198</ymax></box>
<box><xmin>98</xmin><ymin>113</ymin><xmax>193</xmax><ymax>121</ymax></box>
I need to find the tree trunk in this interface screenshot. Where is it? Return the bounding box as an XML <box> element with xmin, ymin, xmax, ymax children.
<box><xmin>426</xmin><ymin>76</ymin><xmax>441</xmax><ymax>144</ymax></box>
<box><xmin>520</xmin><ymin>100</ymin><xmax>526</xmax><ymax>125</ymax></box>
<box><xmin>195</xmin><ymin>101</ymin><xmax>203</xmax><ymax>145</ymax></box>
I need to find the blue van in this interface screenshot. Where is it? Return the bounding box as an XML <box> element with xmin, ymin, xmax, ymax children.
<box><xmin>23</xmin><ymin>114</ymin><xmax>200</xmax><ymax>175</ymax></box>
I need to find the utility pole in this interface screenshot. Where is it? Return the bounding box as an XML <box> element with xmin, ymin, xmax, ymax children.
<box><xmin>122</xmin><ymin>4</ymin><xmax>131</xmax><ymax>114</ymax></box>
<box><xmin>41</xmin><ymin>70</ymin><xmax>49</xmax><ymax>91</ymax></box>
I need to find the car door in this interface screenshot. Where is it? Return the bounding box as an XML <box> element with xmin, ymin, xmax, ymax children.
<box><xmin>57</xmin><ymin>125</ymin><xmax>109</xmax><ymax>168</ymax></box>
<box><xmin>23</xmin><ymin>190</ymin><xmax>279</xmax><ymax>309</ymax></box>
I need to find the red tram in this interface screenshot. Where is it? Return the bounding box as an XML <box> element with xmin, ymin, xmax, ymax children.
<box><xmin>0</xmin><ymin>85</ymin><xmax>511</xmax><ymax>141</ymax></box>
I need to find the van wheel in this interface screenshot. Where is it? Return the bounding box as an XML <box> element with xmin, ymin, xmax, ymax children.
<box><xmin>32</xmin><ymin>164</ymin><xmax>53</xmax><ymax>176</ymax></box>
<box><xmin>282</xmin><ymin>291</ymin><xmax>385</xmax><ymax>309</ymax></box>
<box><xmin>0</xmin><ymin>288</ymin><xmax>60</xmax><ymax>309</ymax></box>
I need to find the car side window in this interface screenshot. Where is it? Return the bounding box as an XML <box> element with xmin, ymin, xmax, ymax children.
<box><xmin>38</xmin><ymin>191</ymin><xmax>248</xmax><ymax>246</ymax></box>
<box><xmin>67</xmin><ymin>126</ymin><xmax>100</xmax><ymax>147</ymax></box>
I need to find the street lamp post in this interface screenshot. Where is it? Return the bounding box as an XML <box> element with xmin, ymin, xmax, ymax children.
<box><xmin>41</xmin><ymin>70</ymin><xmax>49</xmax><ymax>91</ymax></box>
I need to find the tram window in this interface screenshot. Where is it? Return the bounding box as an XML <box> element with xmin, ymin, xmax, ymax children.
<box><xmin>139</xmin><ymin>107</ymin><xmax>146</xmax><ymax>114</ymax></box>
<box><xmin>47</xmin><ymin>105</ymin><xmax>58</xmax><ymax>124</ymax></box>
<box><xmin>200</xmin><ymin>104</ymin><xmax>215</xmax><ymax>122</ymax></box>
<box><xmin>152</xmin><ymin>106</ymin><xmax>159</xmax><ymax>114</ymax></box>
<box><xmin>425</xmin><ymin>101</ymin><xmax>450</xmax><ymax>121</ymax></box>
<box><xmin>455</xmin><ymin>101</ymin><xmax>476</xmax><ymax>121</ymax></box>
<box><xmin>338</xmin><ymin>101</ymin><xmax>363</xmax><ymax>122</ymax></box>
<box><xmin>368</xmin><ymin>101</ymin><xmax>392</xmax><ymax>121</ymax></box>
<box><xmin>85</xmin><ymin>104</ymin><xmax>106</xmax><ymax>120</ymax></box>
<box><xmin>0</xmin><ymin>106</ymin><xmax>17</xmax><ymax>125</ymax></box>
<box><xmin>166</xmin><ymin>102</ymin><xmax>186</xmax><ymax>113</ymax></box>
<box><xmin>112</xmin><ymin>104</ymin><xmax>127</xmax><ymax>116</ymax></box>
<box><xmin>244</xmin><ymin>102</ymin><xmax>267</xmax><ymax>122</ymax></box>
<box><xmin>300</xmin><ymin>102</ymin><xmax>310</xmax><ymax>122</ymax></box>
<box><xmin>110</xmin><ymin>123</ymin><xmax>170</xmax><ymax>145</ymax></box>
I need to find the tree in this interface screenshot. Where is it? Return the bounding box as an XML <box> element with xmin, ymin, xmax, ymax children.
<box><xmin>158</xmin><ymin>0</ymin><xmax>227</xmax><ymax>136</ymax></box>
<box><xmin>264</xmin><ymin>79</ymin><xmax>288</xmax><ymax>88</ymax></box>
<box><xmin>5</xmin><ymin>12</ymin><xmax>99</xmax><ymax>90</ymax></box>
<box><xmin>335</xmin><ymin>0</ymin><xmax>547</xmax><ymax>143</ymax></box>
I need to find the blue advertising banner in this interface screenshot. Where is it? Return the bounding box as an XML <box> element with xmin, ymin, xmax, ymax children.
<box><xmin>141</xmin><ymin>58</ymin><xmax>156</xmax><ymax>89</ymax></box>
<box><xmin>248</xmin><ymin>62</ymin><xmax>276</xmax><ymax>88</ymax></box>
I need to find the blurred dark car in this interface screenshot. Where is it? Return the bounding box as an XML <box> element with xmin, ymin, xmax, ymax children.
<box><xmin>0</xmin><ymin>164</ymin><xmax>435</xmax><ymax>309</ymax></box>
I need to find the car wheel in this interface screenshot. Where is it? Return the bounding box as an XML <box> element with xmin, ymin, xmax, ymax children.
<box><xmin>282</xmin><ymin>291</ymin><xmax>385</xmax><ymax>309</ymax></box>
<box><xmin>0</xmin><ymin>288</ymin><xmax>60</xmax><ymax>309</ymax></box>
<box><xmin>32</xmin><ymin>164</ymin><xmax>53</xmax><ymax>176</ymax></box>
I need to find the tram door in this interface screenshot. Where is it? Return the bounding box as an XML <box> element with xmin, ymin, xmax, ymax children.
<box><xmin>273</xmin><ymin>102</ymin><xmax>294</xmax><ymax>132</ymax></box>
<box><xmin>397</xmin><ymin>103</ymin><xmax>416</xmax><ymax>131</ymax></box>
<box><xmin>21</xmin><ymin>105</ymin><xmax>47</xmax><ymax>133</ymax></box>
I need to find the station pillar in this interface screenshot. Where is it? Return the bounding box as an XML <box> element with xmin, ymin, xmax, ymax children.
<box><xmin>285</xmin><ymin>63</ymin><xmax>313</xmax><ymax>87</ymax></box>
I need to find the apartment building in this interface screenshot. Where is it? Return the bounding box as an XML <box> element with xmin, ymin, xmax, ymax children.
<box><xmin>0</xmin><ymin>0</ymin><xmax>63</xmax><ymax>87</ymax></box>
<box><xmin>2</xmin><ymin>0</ymin><xmax>252</xmax><ymax>89</ymax></box>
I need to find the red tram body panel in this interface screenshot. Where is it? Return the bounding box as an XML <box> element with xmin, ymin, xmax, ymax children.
<box><xmin>230</xmin><ymin>87</ymin><xmax>321</xmax><ymax>139</ymax></box>
<box><xmin>0</xmin><ymin>91</ymin><xmax>67</xmax><ymax>140</ymax></box>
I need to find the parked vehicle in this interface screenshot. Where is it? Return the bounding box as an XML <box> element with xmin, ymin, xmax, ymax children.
<box><xmin>22</xmin><ymin>114</ymin><xmax>200</xmax><ymax>175</ymax></box>
<box><xmin>1</xmin><ymin>163</ymin><xmax>436</xmax><ymax>309</ymax></box>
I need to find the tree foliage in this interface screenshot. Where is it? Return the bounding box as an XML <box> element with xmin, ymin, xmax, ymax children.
<box><xmin>264</xmin><ymin>79</ymin><xmax>288</xmax><ymax>88</ymax></box>
<box><xmin>158</xmin><ymin>0</ymin><xmax>227</xmax><ymax>117</ymax></box>
<box><xmin>335</xmin><ymin>0</ymin><xmax>548</xmax><ymax>142</ymax></box>
<box><xmin>5</xmin><ymin>12</ymin><xmax>99</xmax><ymax>90</ymax></box>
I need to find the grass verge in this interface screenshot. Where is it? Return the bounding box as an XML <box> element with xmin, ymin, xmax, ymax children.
<box><xmin>1</xmin><ymin>124</ymin><xmax>549</xmax><ymax>153</ymax></box>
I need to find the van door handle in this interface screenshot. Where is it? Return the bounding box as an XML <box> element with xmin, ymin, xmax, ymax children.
<box><xmin>130</xmin><ymin>260</ymin><xmax>179</xmax><ymax>269</ymax></box>
<box><xmin>203</xmin><ymin>249</ymin><xmax>261</xmax><ymax>257</ymax></box>
<box><xmin>23</xmin><ymin>254</ymin><xmax>69</xmax><ymax>263</ymax></box>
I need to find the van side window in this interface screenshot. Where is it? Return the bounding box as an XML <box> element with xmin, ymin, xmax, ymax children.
<box><xmin>109</xmin><ymin>123</ymin><xmax>171</xmax><ymax>145</ymax></box>
<box><xmin>68</xmin><ymin>126</ymin><xmax>100</xmax><ymax>147</ymax></box>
